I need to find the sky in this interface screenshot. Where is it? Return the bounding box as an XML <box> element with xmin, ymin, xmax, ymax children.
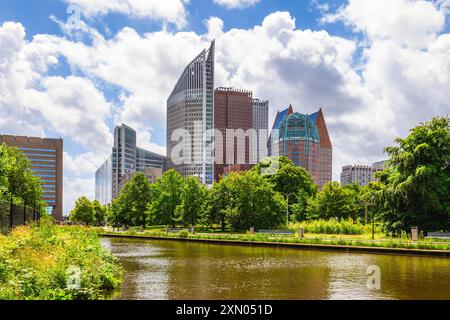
<box><xmin>0</xmin><ymin>0</ymin><xmax>449</xmax><ymax>215</ymax></box>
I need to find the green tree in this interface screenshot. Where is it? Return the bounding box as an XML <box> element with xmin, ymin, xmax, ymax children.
<box><xmin>360</xmin><ymin>182</ymin><xmax>384</xmax><ymax>224</ymax></box>
<box><xmin>306</xmin><ymin>182</ymin><xmax>361</xmax><ymax>221</ymax></box>
<box><xmin>0</xmin><ymin>144</ymin><xmax>12</xmax><ymax>198</ymax></box>
<box><xmin>253</xmin><ymin>156</ymin><xmax>317</xmax><ymax>197</ymax></box>
<box><xmin>107</xmin><ymin>194</ymin><xmax>131</xmax><ymax>230</ymax></box>
<box><xmin>253</xmin><ymin>156</ymin><xmax>317</xmax><ymax>222</ymax></box>
<box><xmin>21</xmin><ymin>174</ymin><xmax>43</xmax><ymax>222</ymax></box>
<box><xmin>379</xmin><ymin>116</ymin><xmax>450</xmax><ymax>234</ymax></box>
<box><xmin>70</xmin><ymin>197</ymin><xmax>95</xmax><ymax>226</ymax></box>
<box><xmin>207</xmin><ymin>177</ymin><xmax>232</xmax><ymax>231</ymax></box>
<box><xmin>123</xmin><ymin>173</ymin><xmax>152</xmax><ymax>230</ymax></box>
<box><xmin>175</xmin><ymin>176</ymin><xmax>208</xmax><ymax>227</ymax></box>
<box><xmin>148</xmin><ymin>170</ymin><xmax>184</xmax><ymax>227</ymax></box>
<box><xmin>220</xmin><ymin>171</ymin><xmax>286</xmax><ymax>230</ymax></box>
<box><xmin>291</xmin><ymin>189</ymin><xmax>311</xmax><ymax>222</ymax></box>
<box><xmin>0</xmin><ymin>144</ymin><xmax>42</xmax><ymax>223</ymax></box>
<box><xmin>92</xmin><ymin>200</ymin><xmax>107</xmax><ymax>226</ymax></box>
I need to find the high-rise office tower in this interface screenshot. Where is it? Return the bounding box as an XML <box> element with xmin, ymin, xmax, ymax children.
<box><xmin>112</xmin><ymin>124</ymin><xmax>137</xmax><ymax>198</ymax></box>
<box><xmin>214</xmin><ymin>87</ymin><xmax>253</xmax><ymax>181</ymax></box>
<box><xmin>167</xmin><ymin>41</ymin><xmax>215</xmax><ymax>185</ymax></box>
<box><xmin>95</xmin><ymin>155</ymin><xmax>113</xmax><ymax>206</ymax></box>
<box><xmin>269</xmin><ymin>106</ymin><xmax>332</xmax><ymax>188</ymax></box>
<box><xmin>95</xmin><ymin>124</ymin><xmax>166</xmax><ymax>204</ymax></box>
<box><xmin>252</xmin><ymin>99</ymin><xmax>269</xmax><ymax>163</ymax></box>
<box><xmin>0</xmin><ymin>135</ymin><xmax>63</xmax><ymax>221</ymax></box>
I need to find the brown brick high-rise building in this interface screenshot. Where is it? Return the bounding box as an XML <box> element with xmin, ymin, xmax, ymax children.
<box><xmin>214</xmin><ymin>87</ymin><xmax>253</xmax><ymax>181</ymax></box>
<box><xmin>0</xmin><ymin>135</ymin><xmax>63</xmax><ymax>221</ymax></box>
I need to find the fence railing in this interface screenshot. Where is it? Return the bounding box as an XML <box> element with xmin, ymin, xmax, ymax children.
<box><xmin>0</xmin><ymin>200</ymin><xmax>40</xmax><ymax>231</ymax></box>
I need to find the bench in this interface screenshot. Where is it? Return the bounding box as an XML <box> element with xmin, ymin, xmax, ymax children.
<box><xmin>426</xmin><ymin>232</ymin><xmax>450</xmax><ymax>240</ymax></box>
<box><xmin>257</xmin><ymin>229</ymin><xmax>295</xmax><ymax>235</ymax></box>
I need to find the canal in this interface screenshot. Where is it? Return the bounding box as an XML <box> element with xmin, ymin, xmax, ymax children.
<box><xmin>101</xmin><ymin>237</ymin><xmax>450</xmax><ymax>300</ymax></box>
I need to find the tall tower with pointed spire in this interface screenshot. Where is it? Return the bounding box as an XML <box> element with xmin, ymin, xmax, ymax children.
<box><xmin>166</xmin><ymin>41</ymin><xmax>215</xmax><ymax>185</ymax></box>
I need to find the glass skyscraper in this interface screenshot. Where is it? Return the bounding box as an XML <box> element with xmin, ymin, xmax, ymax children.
<box><xmin>269</xmin><ymin>106</ymin><xmax>332</xmax><ymax>189</ymax></box>
<box><xmin>166</xmin><ymin>41</ymin><xmax>215</xmax><ymax>185</ymax></box>
<box><xmin>95</xmin><ymin>124</ymin><xmax>166</xmax><ymax>204</ymax></box>
<box><xmin>95</xmin><ymin>155</ymin><xmax>113</xmax><ymax>205</ymax></box>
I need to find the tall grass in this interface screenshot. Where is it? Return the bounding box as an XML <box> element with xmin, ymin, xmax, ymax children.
<box><xmin>292</xmin><ymin>219</ymin><xmax>370</xmax><ymax>235</ymax></box>
<box><xmin>0</xmin><ymin>217</ymin><xmax>122</xmax><ymax>300</ymax></box>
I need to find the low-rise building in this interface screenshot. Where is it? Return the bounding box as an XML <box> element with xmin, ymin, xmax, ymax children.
<box><xmin>340</xmin><ymin>165</ymin><xmax>373</xmax><ymax>186</ymax></box>
<box><xmin>118</xmin><ymin>167</ymin><xmax>163</xmax><ymax>193</ymax></box>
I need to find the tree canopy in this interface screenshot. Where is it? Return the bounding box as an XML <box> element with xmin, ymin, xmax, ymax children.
<box><xmin>70</xmin><ymin>197</ymin><xmax>108</xmax><ymax>226</ymax></box>
<box><xmin>0</xmin><ymin>144</ymin><xmax>43</xmax><ymax>214</ymax></box>
<box><xmin>148</xmin><ymin>169</ymin><xmax>184</xmax><ymax>227</ymax></box>
<box><xmin>304</xmin><ymin>181</ymin><xmax>361</xmax><ymax>221</ymax></box>
<box><xmin>379</xmin><ymin>116</ymin><xmax>450</xmax><ymax>234</ymax></box>
<box><xmin>208</xmin><ymin>171</ymin><xmax>286</xmax><ymax>230</ymax></box>
<box><xmin>175</xmin><ymin>176</ymin><xmax>208</xmax><ymax>227</ymax></box>
<box><xmin>70</xmin><ymin>196</ymin><xmax>95</xmax><ymax>226</ymax></box>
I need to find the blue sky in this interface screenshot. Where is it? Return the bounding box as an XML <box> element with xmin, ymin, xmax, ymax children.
<box><xmin>0</xmin><ymin>1</ymin><xmax>350</xmax><ymax>37</ymax></box>
<box><xmin>0</xmin><ymin>0</ymin><xmax>449</xmax><ymax>214</ymax></box>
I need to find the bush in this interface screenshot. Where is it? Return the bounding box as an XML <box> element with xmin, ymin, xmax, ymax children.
<box><xmin>0</xmin><ymin>219</ymin><xmax>122</xmax><ymax>300</ymax></box>
<box><xmin>295</xmin><ymin>218</ymin><xmax>366</xmax><ymax>235</ymax></box>
<box><xmin>177</xmin><ymin>230</ymin><xmax>190</xmax><ymax>238</ymax></box>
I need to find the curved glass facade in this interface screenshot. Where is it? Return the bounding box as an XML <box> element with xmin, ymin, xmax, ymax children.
<box><xmin>270</xmin><ymin>108</ymin><xmax>332</xmax><ymax>188</ymax></box>
<box><xmin>167</xmin><ymin>41</ymin><xmax>215</xmax><ymax>185</ymax></box>
<box><xmin>276</xmin><ymin>113</ymin><xmax>321</xmax><ymax>180</ymax></box>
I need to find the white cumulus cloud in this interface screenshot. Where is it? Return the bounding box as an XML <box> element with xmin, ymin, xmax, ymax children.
<box><xmin>214</xmin><ymin>0</ymin><xmax>260</xmax><ymax>9</ymax></box>
<box><xmin>63</xmin><ymin>0</ymin><xmax>189</xmax><ymax>28</ymax></box>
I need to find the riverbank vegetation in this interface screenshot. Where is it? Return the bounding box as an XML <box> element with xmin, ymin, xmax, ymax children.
<box><xmin>71</xmin><ymin>116</ymin><xmax>450</xmax><ymax>238</ymax></box>
<box><xmin>293</xmin><ymin>219</ymin><xmax>373</xmax><ymax>235</ymax></box>
<box><xmin>0</xmin><ymin>217</ymin><xmax>122</xmax><ymax>300</ymax></box>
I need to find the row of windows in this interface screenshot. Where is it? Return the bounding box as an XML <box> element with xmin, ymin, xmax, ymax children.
<box><xmin>32</xmin><ymin>168</ymin><xmax>56</xmax><ymax>173</ymax></box>
<box><xmin>19</xmin><ymin>147</ymin><xmax>56</xmax><ymax>153</ymax></box>
<box><xmin>41</xmin><ymin>179</ymin><xmax>56</xmax><ymax>183</ymax></box>
<box><xmin>29</xmin><ymin>158</ymin><xmax>56</xmax><ymax>163</ymax></box>
<box><xmin>32</xmin><ymin>163</ymin><xmax>56</xmax><ymax>168</ymax></box>
<box><xmin>24</xmin><ymin>152</ymin><xmax>56</xmax><ymax>158</ymax></box>
<box><xmin>35</xmin><ymin>174</ymin><xmax>56</xmax><ymax>178</ymax></box>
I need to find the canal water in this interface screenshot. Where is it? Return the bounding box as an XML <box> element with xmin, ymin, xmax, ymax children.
<box><xmin>101</xmin><ymin>237</ymin><xmax>450</xmax><ymax>300</ymax></box>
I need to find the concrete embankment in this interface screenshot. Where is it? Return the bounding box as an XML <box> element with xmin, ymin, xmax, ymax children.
<box><xmin>100</xmin><ymin>233</ymin><xmax>450</xmax><ymax>258</ymax></box>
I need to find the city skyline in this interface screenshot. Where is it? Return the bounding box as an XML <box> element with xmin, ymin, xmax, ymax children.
<box><xmin>0</xmin><ymin>0</ymin><xmax>449</xmax><ymax>213</ymax></box>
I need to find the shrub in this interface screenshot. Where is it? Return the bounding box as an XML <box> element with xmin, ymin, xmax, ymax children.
<box><xmin>177</xmin><ymin>230</ymin><xmax>190</xmax><ymax>238</ymax></box>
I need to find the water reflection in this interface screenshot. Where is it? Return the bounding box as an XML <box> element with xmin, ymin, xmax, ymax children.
<box><xmin>102</xmin><ymin>237</ymin><xmax>450</xmax><ymax>300</ymax></box>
